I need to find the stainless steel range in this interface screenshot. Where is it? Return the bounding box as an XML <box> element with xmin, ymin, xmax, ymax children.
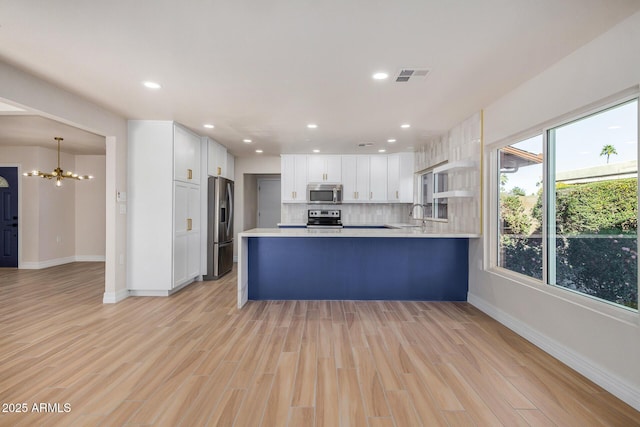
<box><xmin>306</xmin><ymin>209</ymin><xmax>343</xmax><ymax>229</ymax></box>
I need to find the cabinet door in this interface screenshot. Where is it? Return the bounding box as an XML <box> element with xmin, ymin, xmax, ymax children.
<box><xmin>281</xmin><ymin>155</ymin><xmax>295</xmax><ymax>202</ymax></box>
<box><xmin>226</xmin><ymin>152</ymin><xmax>235</xmax><ymax>180</ymax></box>
<box><xmin>387</xmin><ymin>154</ymin><xmax>400</xmax><ymax>201</ymax></box>
<box><xmin>307</xmin><ymin>156</ymin><xmax>325</xmax><ymax>182</ymax></box>
<box><xmin>325</xmin><ymin>155</ymin><xmax>342</xmax><ymax>183</ymax></box>
<box><xmin>397</xmin><ymin>152</ymin><xmax>415</xmax><ymax>203</ymax></box>
<box><xmin>207</xmin><ymin>139</ymin><xmax>227</xmax><ymax>177</ymax></box>
<box><xmin>369</xmin><ymin>156</ymin><xmax>388</xmax><ymax>202</ymax></box>
<box><xmin>174</xmin><ymin>126</ymin><xmax>200</xmax><ymax>184</ymax></box>
<box><xmin>174</xmin><ymin>182</ymin><xmax>201</xmax><ymax>287</ymax></box>
<box><xmin>387</xmin><ymin>152</ymin><xmax>414</xmax><ymax>203</ymax></box>
<box><xmin>341</xmin><ymin>156</ymin><xmax>357</xmax><ymax>202</ymax></box>
<box><xmin>186</xmin><ymin>184</ymin><xmax>201</xmax><ymax>279</ymax></box>
<box><xmin>355</xmin><ymin>156</ymin><xmax>370</xmax><ymax>201</ymax></box>
<box><xmin>293</xmin><ymin>155</ymin><xmax>307</xmax><ymax>201</ymax></box>
<box><xmin>308</xmin><ymin>155</ymin><xmax>341</xmax><ymax>182</ymax></box>
<box><xmin>173</xmin><ymin>182</ymin><xmax>189</xmax><ymax>287</ymax></box>
<box><xmin>281</xmin><ymin>155</ymin><xmax>306</xmax><ymax>202</ymax></box>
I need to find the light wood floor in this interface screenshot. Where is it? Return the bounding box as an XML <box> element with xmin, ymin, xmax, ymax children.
<box><xmin>0</xmin><ymin>263</ymin><xmax>638</xmax><ymax>426</ymax></box>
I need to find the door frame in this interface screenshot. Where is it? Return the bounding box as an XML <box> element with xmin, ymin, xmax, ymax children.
<box><xmin>0</xmin><ymin>163</ymin><xmax>22</xmax><ymax>267</ymax></box>
<box><xmin>257</xmin><ymin>178</ymin><xmax>281</xmax><ymax>228</ymax></box>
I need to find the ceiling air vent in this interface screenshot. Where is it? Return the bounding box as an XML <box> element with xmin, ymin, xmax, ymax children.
<box><xmin>395</xmin><ymin>68</ymin><xmax>429</xmax><ymax>83</ymax></box>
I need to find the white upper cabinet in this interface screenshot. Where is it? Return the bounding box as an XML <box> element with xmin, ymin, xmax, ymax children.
<box><xmin>226</xmin><ymin>152</ymin><xmax>235</xmax><ymax>180</ymax></box>
<box><xmin>281</xmin><ymin>155</ymin><xmax>308</xmax><ymax>202</ymax></box>
<box><xmin>342</xmin><ymin>155</ymin><xmax>370</xmax><ymax>202</ymax></box>
<box><xmin>369</xmin><ymin>155</ymin><xmax>388</xmax><ymax>202</ymax></box>
<box><xmin>174</xmin><ymin>125</ymin><xmax>201</xmax><ymax>184</ymax></box>
<box><xmin>280</xmin><ymin>153</ymin><xmax>414</xmax><ymax>204</ymax></box>
<box><xmin>206</xmin><ymin>137</ymin><xmax>227</xmax><ymax>178</ymax></box>
<box><xmin>387</xmin><ymin>152</ymin><xmax>415</xmax><ymax>203</ymax></box>
<box><xmin>307</xmin><ymin>155</ymin><xmax>341</xmax><ymax>183</ymax></box>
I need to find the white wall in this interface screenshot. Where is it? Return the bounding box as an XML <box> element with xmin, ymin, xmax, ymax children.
<box><xmin>0</xmin><ymin>146</ymin><xmax>106</xmax><ymax>267</ymax></box>
<box><xmin>472</xmin><ymin>11</ymin><xmax>640</xmax><ymax>409</ymax></box>
<box><xmin>37</xmin><ymin>148</ymin><xmax>76</xmax><ymax>264</ymax></box>
<box><xmin>233</xmin><ymin>156</ymin><xmax>281</xmax><ymax>258</ymax></box>
<box><xmin>76</xmin><ymin>155</ymin><xmax>106</xmax><ymax>259</ymax></box>
<box><xmin>0</xmin><ymin>60</ymin><xmax>127</xmax><ymax>302</ymax></box>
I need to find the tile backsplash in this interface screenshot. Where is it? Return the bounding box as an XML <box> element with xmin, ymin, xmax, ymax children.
<box><xmin>281</xmin><ymin>203</ymin><xmax>411</xmax><ymax>225</ymax></box>
<box><xmin>415</xmin><ymin>111</ymin><xmax>481</xmax><ymax>234</ymax></box>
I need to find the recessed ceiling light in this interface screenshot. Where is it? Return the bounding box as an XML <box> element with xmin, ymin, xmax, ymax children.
<box><xmin>312</xmin><ymin>149</ymin><xmax>320</xmax><ymax>153</ymax></box>
<box><xmin>307</xmin><ymin>123</ymin><xmax>318</xmax><ymax>129</ymax></box>
<box><xmin>203</xmin><ymin>124</ymin><xmax>214</xmax><ymax>129</ymax></box>
<box><xmin>401</xmin><ymin>124</ymin><xmax>411</xmax><ymax>129</ymax></box>
<box><xmin>387</xmin><ymin>139</ymin><xmax>396</xmax><ymax>143</ymax></box>
<box><xmin>255</xmin><ymin>149</ymin><xmax>263</xmax><ymax>153</ymax></box>
<box><xmin>142</xmin><ymin>81</ymin><xmax>161</xmax><ymax>89</ymax></box>
<box><xmin>243</xmin><ymin>139</ymin><xmax>252</xmax><ymax>143</ymax></box>
<box><xmin>372</xmin><ymin>72</ymin><xmax>389</xmax><ymax>80</ymax></box>
<box><xmin>608</xmin><ymin>125</ymin><xmax>622</xmax><ymax>130</ymax></box>
<box><xmin>378</xmin><ymin>149</ymin><xmax>386</xmax><ymax>153</ymax></box>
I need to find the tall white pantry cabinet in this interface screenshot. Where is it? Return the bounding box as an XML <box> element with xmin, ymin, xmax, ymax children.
<box><xmin>127</xmin><ymin>121</ymin><xmax>202</xmax><ymax>295</ymax></box>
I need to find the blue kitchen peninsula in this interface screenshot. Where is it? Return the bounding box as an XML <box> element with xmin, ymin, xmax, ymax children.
<box><xmin>236</xmin><ymin>228</ymin><xmax>479</xmax><ymax>308</ymax></box>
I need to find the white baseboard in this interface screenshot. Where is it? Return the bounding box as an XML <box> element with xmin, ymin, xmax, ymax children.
<box><xmin>20</xmin><ymin>255</ymin><xmax>105</xmax><ymax>269</ymax></box>
<box><xmin>103</xmin><ymin>288</ymin><xmax>130</xmax><ymax>304</ymax></box>
<box><xmin>128</xmin><ymin>278</ymin><xmax>196</xmax><ymax>297</ymax></box>
<box><xmin>75</xmin><ymin>255</ymin><xmax>106</xmax><ymax>262</ymax></box>
<box><xmin>468</xmin><ymin>293</ymin><xmax>640</xmax><ymax>412</ymax></box>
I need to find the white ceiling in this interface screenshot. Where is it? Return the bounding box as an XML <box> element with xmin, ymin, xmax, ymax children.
<box><xmin>0</xmin><ymin>0</ymin><xmax>639</xmax><ymax>157</ymax></box>
<box><xmin>0</xmin><ymin>115</ymin><xmax>105</xmax><ymax>155</ymax></box>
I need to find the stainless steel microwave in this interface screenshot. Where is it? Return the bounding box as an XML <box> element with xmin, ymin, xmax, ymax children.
<box><xmin>307</xmin><ymin>183</ymin><xmax>343</xmax><ymax>204</ymax></box>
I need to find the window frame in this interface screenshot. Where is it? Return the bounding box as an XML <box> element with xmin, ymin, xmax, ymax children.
<box><xmin>488</xmin><ymin>91</ymin><xmax>640</xmax><ymax>319</ymax></box>
<box><xmin>417</xmin><ymin>162</ymin><xmax>449</xmax><ymax>222</ymax></box>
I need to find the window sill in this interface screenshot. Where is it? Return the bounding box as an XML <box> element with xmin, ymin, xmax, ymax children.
<box><xmin>487</xmin><ymin>266</ymin><xmax>639</xmax><ymax>326</ymax></box>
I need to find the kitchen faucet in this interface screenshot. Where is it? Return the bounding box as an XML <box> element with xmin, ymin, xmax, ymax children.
<box><xmin>410</xmin><ymin>204</ymin><xmax>426</xmax><ymax>219</ymax></box>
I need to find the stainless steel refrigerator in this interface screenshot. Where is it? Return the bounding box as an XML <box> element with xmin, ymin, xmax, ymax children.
<box><xmin>204</xmin><ymin>176</ymin><xmax>234</xmax><ymax>279</ymax></box>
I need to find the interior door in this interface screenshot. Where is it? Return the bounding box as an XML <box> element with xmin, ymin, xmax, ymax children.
<box><xmin>0</xmin><ymin>167</ymin><xmax>18</xmax><ymax>268</ymax></box>
<box><xmin>258</xmin><ymin>178</ymin><xmax>281</xmax><ymax>228</ymax></box>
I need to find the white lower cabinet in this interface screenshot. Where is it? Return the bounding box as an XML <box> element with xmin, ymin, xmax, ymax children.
<box><xmin>173</xmin><ymin>182</ymin><xmax>201</xmax><ymax>287</ymax></box>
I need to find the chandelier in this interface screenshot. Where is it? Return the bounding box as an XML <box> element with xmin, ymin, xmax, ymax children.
<box><xmin>23</xmin><ymin>137</ymin><xmax>93</xmax><ymax>187</ymax></box>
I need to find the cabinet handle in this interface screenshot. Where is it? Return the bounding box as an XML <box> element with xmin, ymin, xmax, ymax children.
<box><xmin>293</xmin><ymin>191</ymin><xmax>296</xmax><ymax>199</ymax></box>
<box><xmin>396</xmin><ymin>190</ymin><xmax>399</xmax><ymax>199</ymax></box>
<box><xmin>187</xmin><ymin>169</ymin><xmax>193</xmax><ymax>180</ymax></box>
<box><xmin>370</xmin><ymin>192</ymin><xmax>373</xmax><ymax>200</ymax></box>
<box><xmin>217</xmin><ymin>167</ymin><xmax>221</xmax><ymax>176</ymax></box>
<box><xmin>187</xmin><ymin>218</ymin><xmax>192</xmax><ymax>231</ymax></box>
<box><xmin>354</xmin><ymin>192</ymin><xmax>357</xmax><ymax>199</ymax></box>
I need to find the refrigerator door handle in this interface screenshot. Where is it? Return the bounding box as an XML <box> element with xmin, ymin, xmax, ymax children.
<box><xmin>226</xmin><ymin>181</ymin><xmax>234</xmax><ymax>237</ymax></box>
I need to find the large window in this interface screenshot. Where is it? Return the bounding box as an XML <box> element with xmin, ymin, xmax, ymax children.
<box><xmin>496</xmin><ymin>98</ymin><xmax>638</xmax><ymax>310</ymax></box>
<box><xmin>548</xmin><ymin>100</ymin><xmax>637</xmax><ymax>309</ymax></box>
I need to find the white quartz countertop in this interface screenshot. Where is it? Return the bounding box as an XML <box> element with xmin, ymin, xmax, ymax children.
<box><xmin>240</xmin><ymin>227</ymin><xmax>480</xmax><ymax>238</ymax></box>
